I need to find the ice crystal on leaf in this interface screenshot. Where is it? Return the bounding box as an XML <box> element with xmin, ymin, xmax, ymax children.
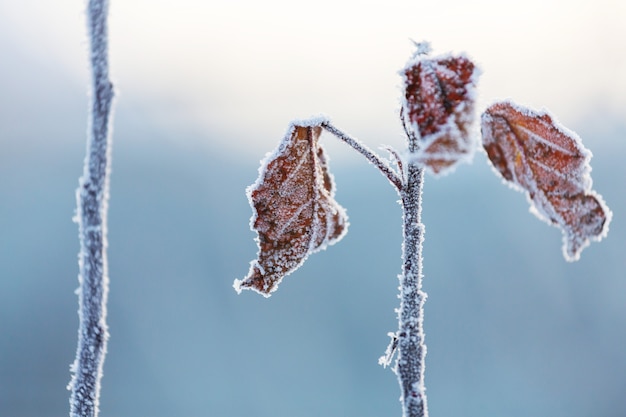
<box><xmin>234</xmin><ymin>121</ymin><xmax>348</xmax><ymax>297</ymax></box>
<box><xmin>481</xmin><ymin>101</ymin><xmax>611</xmax><ymax>261</ymax></box>
<box><xmin>402</xmin><ymin>49</ymin><xmax>480</xmax><ymax>174</ymax></box>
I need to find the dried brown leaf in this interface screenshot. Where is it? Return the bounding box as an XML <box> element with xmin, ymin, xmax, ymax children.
<box><xmin>402</xmin><ymin>51</ymin><xmax>480</xmax><ymax>174</ymax></box>
<box><xmin>234</xmin><ymin>121</ymin><xmax>348</xmax><ymax>296</ymax></box>
<box><xmin>481</xmin><ymin>101</ymin><xmax>611</xmax><ymax>261</ymax></box>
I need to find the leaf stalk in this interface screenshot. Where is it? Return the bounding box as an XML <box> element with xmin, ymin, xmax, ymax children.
<box><xmin>321</xmin><ymin>121</ymin><xmax>403</xmax><ymax>192</ymax></box>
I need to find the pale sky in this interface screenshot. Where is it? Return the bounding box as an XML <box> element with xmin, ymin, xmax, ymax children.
<box><xmin>1</xmin><ymin>0</ymin><xmax>625</xmax><ymax>156</ymax></box>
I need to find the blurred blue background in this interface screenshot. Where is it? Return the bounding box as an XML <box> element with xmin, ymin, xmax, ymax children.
<box><xmin>1</xmin><ymin>1</ymin><xmax>625</xmax><ymax>416</ymax></box>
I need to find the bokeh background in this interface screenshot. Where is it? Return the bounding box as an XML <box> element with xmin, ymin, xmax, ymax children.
<box><xmin>1</xmin><ymin>0</ymin><xmax>625</xmax><ymax>416</ymax></box>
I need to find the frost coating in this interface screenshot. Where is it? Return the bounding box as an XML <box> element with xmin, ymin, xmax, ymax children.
<box><xmin>234</xmin><ymin>42</ymin><xmax>612</xmax><ymax>417</ymax></box>
<box><xmin>481</xmin><ymin>101</ymin><xmax>611</xmax><ymax>261</ymax></box>
<box><xmin>321</xmin><ymin>122</ymin><xmax>403</xmax><ymax>191</ymax></box>
<box><xmin>68</xmin><ymin>1</ymin><xmax>114</xmax><ymax>416</ymax></box>
<box><xmin>235</xmin><ymin>121</ymin><xmax>348</xmax><ymax>296</ymax></box>
<box><xmin>289</xmin><ymin>114</ymin><xmax>331</xmax><ymax>128</ymax></box>
<box><xmin>401</xmin><ymin>49</ymin><xmax>481</xmax><ymax>175</ymax></box>
<box><xmin>395</xmin><ymin>159</ymin><xmax>429</xmax><ymax>417</ymax></box>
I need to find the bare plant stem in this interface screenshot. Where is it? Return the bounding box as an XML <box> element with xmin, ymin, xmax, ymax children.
<box><xmin>397</xmin><ymin>157</ymin><xmax>428</xmax><ymax>417</ymax></box>
<box><xmin>324</xmin><ymin>119</ymin><xmax>428</xmax><ymax>417</ymax></box>
<box><xmin>395</xmin><ymin>111</ymin><xmax>429</xmax><ymax>417</ymax></box>
<box><xmin>68</xmin><ymin>1</ymin><xmax>114</xmax><ymax>416</ymax></box>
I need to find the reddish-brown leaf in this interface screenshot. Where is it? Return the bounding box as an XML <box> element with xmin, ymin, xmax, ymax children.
<box><xmin>481</xmin><ymin>101</ymin><xmax>611</xmax><ymax>261</ymax></box>
<box><xmin>234</xmin><ymin>121</ymin><xmax>348</xmax><ymax>296</ymax></box>
<box><xmin>402</xmin><ymin>50</ymin><xmax>480</xmax><ymax>174</ymax></box>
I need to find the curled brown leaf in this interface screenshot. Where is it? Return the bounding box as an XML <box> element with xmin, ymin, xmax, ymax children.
<box><xmin>481</xmin><ymin>101</ymin><xmax>611</xmax><ymax>261</ymax></box>
<box><xmin>402</xmin><ymin>49</ymin><xmax>480</xmax><ymax>174</ymax></box>
<box><xmin>234</xmin><ymin>121</ymin><xmax>348</xmax><ymax>296</ymax></box>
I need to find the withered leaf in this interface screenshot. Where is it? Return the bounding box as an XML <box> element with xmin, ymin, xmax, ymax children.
<box><xmin>402</xmin><ymin>50</ymin><xmax>480</xmax><ymax>174</ymax></box>
<box><xmin>234</xmin><ymin>122</ymin><xmax>348</xmax><ymax>296</ymax></box>
<box><xmin>481</xmin><ymin>101</ymin><xmax>611</xmax><ymax>261</ymax></box>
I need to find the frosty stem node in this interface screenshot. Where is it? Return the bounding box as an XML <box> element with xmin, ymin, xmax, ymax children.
<box><xmin>68</xmin><ymin>1</ymin><xmax>114</xmax><ymax>416</ymax></box>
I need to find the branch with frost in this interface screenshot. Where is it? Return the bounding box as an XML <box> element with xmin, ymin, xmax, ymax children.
<box><xmin>320</xmin><ymin>121</ymin><xmax>403</xmax><ymax>191</ymax></box>
<box><xmin>68</xmin><ymin>1</ymin><xmax>115</xmax><ymax>416</ymax></box>
<box><xmin>234</xmin><ymin>41</ymin><xmax>611</xmax><ymax>417</ymax></box>
<box><xmin>322</xmin><ymin>120</ymin><xmax>428</xmax><ymax>415</ymax></box>
<box><xmin>395</xmin><ymin>137</ymin><xmax>429</xmax><ymax>416</ymax></box>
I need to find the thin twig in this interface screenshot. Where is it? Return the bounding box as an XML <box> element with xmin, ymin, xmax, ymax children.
<box><xmin>68</xmin><ymin>1</ymin><xmax>114</xmax><ymax>416</ymax></box>
<box><xmin>384</xmin><ymin>146</ymin><xmax>406</xmax><ymax>185</ymax></box>
<box><xmin>321</xmin><ymin>121</ymin><xmax>403</xmax><ymax>192</ymax></box>
<box><xmin>399</xmin><ymin>109</ymin><xmax>417</xmax><ymax>148</ymax></box>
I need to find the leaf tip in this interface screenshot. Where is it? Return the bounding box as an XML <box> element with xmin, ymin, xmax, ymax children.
<box><xmin>235</xmin><ymin>260</ymin><xmax>280</xmax><ymax>297</ymax></box>
<box><xmin>232</xmin><ymin>279</ymin><xmax>243</xmax><ymax>295</ymax></box>
<box><xmin>561</xmin><ymin>192</ymin><xmax>612</xmax><ymax>262</ymax></box>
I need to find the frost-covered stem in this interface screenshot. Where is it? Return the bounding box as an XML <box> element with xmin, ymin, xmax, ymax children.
<box><xmin>321</xmin><ymin>121</ymin><xmax>403</xmax><ymax>191</ymax></box>
<box><xmin>396</xmin><ymin>142</ymin><xmax>428</xmax><ymax>416</ymax></box>
<box><xmin>68</xmin><ymin>1</ymin><xmax>114</xmax><ymax>416</ymax></box>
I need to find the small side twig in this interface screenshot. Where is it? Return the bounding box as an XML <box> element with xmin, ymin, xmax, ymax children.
<box><xmin>321</xmin><ymin>121</ymin><xmax>403</xmax><ymax>192</ymax></box>
<box><xmin>384</xmin><ymin>146</ymin><xmax>406</xmax><ymax>185</ymax></box>
<box><xmin>400</xmin><ymin>107</ymin><xmax>419</xmax><ymax>147</ymax></box>
<box><xmin>68</xmin><ymin>1</ymin><xmax>115</xmax><ymax>416</ymax></box>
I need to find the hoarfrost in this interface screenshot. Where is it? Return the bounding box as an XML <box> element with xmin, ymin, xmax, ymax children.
<box><xmin>401</xmin><ymin>47</ymin><xmax>481</xmax><ymax>175</ymax></box>
<box><xmin>481</xmin><ymin>101</ymin><xmax>612</xmax><ymax>261</ymax></box>
<box><xmin>235</xmin><ymin>120</ymin><xmax>348</xmax><ymax>296</ymax></box>
<box><xmin>69</xmin><ymin>2</ymin><xmax>114</xmax><ymax>417</ymax></box>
